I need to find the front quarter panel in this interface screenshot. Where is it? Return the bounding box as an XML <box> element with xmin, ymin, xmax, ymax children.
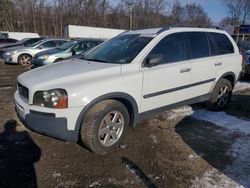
<box><xmin>67</xmin><ymin>63</ymin><xmax>143</xmax><ymax>113</ymax></box>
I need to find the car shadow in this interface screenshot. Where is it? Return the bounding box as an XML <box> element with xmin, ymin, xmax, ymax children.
<box><xmin>175</xmin><ymin>93</ymin><xmax>250</xmax><ymax>187</ymax></box>
<box><xmin>0</xmin><ymin>120</ymin><xmax>41</xmax><ymax>188</ymax></box>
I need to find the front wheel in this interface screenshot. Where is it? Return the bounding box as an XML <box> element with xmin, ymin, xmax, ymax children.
<box><xmin>18</xmin><ymin>54</ymin><xmax>32</xmax><ymax>66</ymax></box>
<box><xmin>80</xmin><ymin>100</ymin><xmax>130</xmax><ymax>155</ymax></box>
<box><xmin>207</xmin><ymin>79</ymin><xmax>232</xmax><ymax>111</ymax></box>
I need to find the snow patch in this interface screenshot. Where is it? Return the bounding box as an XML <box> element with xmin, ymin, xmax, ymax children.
<box><xmin>191</xmin><ymin>110</ymin><xmax>250</xmax><ymax>134</ymax></box>
<box><xmin>234</xmin><ymin>81</ymin><xmax>250</xmax><ymax>92</ymax></box>
<box><xmin>167</xmin><ymin>106</ymin><xmax>193</xmax><ymax>120</ymax></box>
<box><xmin>0</xmin><ymin>86</ymin><xmax>12</xmax><ymax>90</ymax></box>
<box><xmin>191</xmin><ymin>169</ymin><xmax>244</xmax><ymax>188</ymax></box>
<box><xmin>191</xmin><ymin>110</ymin><xmax>250</xmax><ymax>188</ymax></box>
<box><xmin>150</xmin><ymin>134</ymin><xmax>158</xmax><ymax>144</ymax></box>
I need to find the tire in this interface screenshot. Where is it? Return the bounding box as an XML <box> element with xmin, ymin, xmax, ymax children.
<box><xmin>80</xmin><ymin>100</ymin><xmax>130</xmax><ymax>155</ymax></box>
<box><xmin>18</xmin><ymin>54</ymin><xmax>32</xmax><ymax>66</ymax></box>
<box><xmin>207</xmin><ymin>78</ymin><xmax>232</xmax><ymax>111</ymax></box>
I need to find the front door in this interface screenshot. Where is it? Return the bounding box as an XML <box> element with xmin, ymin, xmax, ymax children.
<box><xmin>141</xmin><ymin>32</ymin><xmax>192</xmax><ymax>112</ymax></box>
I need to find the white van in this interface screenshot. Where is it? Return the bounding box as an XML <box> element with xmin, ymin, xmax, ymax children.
<box><xmin>0</xmin><ymin>32</ymin><xmax>40</xmax><ymax>40</ymax></box>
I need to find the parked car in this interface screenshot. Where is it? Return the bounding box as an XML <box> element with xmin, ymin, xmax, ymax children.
<box><xmin>241</xmin><ymin>50</ymin><xmax>250</xmax><ymax>77</ymax></box>
<box><xmin>0</xmin><ymin>38</ymin><xmax>18</xmax><ymax>47</ymax></box>
<box><xmin>3</xmin><ymin>39</ymin><xmax>68</xmax><ymax>66</ymax></box>
<box><xmin>0</xmin><ymin>38</ymin><xmax>44</xmax><ymax>59</ymax></box>
<box><xmin>14</xmin><ymin>27</ymin><xmax>242</xmax><ymax>154</ymax></box>
<box><xmin>238</xmin><ymin>41</ymin><xmax>250</xmax><ymax>53</ymax></box>
<box><xmin>32</xmin><ymin>39</ymin><xmax>104</xmax><ymax>67</ymax></box>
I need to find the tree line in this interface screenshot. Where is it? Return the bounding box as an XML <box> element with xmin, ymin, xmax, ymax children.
<box><xmin>1</xmin><ymin>0</ymin><xmax>249</xmax><ymax>37</ymax></box>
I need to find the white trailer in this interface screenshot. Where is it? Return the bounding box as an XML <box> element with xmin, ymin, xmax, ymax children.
<box><xmin>0</xmin><ymin>32</ymin><xmax>40</xmax><ymax>40</ymax></box>
<box><xmin>64</xmin><ymin>25</ymin><xmax>125</xmax><ymax>39</ymax></box>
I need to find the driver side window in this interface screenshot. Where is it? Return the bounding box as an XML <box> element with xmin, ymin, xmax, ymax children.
<box><xmin>40</xmin><ymin>41</ymin><xmax>56</xmax><ymax>48</ymax></box>
<box><xmin>149</xmin><ymin>33</ymin><xmax>186</xmax><ymax>64</ymax></box>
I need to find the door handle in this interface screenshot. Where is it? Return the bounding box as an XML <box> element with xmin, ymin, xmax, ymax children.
<box><xmin>214</xmin><ymin>62</ymin><xmax>222</xmax><ymax>66</ymax></box>
<box><xmin>180</xmin><ymin>68</ymin><xmax>191</xmax><ymax>73</ymax></box>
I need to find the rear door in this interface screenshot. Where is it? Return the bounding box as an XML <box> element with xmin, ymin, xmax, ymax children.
<box><xmin>208</xmin><ymin>32</ymin><xmax>237</xmax><ymax>78</ymax></box>
<box><xmin>141</xmin><ymin>32</ymin><xmax>192</xmax><ymax>112</ymax></box>
<box><xmin>187</xmin><ymin>32</ymin><xmax>216</xmax><ymax>98</ymax></box>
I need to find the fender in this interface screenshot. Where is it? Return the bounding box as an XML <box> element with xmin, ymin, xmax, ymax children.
<box><xmin>74</xmin><ymin>92</ymin><xmax>139</xmax><ymax>134</ymax></box>
<box><xmin>218</xmin><ymin>71</ymin><xmax>237</xmax><ymax>86</ymax></box>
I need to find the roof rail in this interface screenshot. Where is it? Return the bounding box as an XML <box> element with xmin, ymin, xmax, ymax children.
<box><xmin>162</xmin><ymin>24</ymin><xmax>222</xmax><ymax>30</ymax></box>
<box><xmin>157</xmin><ymin>27</ymin><xmax>170</xmax><ymax>34</ymax></box>
<box><xmin>207</xmin><ymin>25</ymin><xmax>222</xmax><ymax>30</ymax></box>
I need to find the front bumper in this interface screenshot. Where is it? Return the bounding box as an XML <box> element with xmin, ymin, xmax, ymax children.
<box><xmin>14</xmin><ymin>91</ymin><xmax>82</xmax><ymax>142</ymax></box>
<box><xmin>32</xmin><ymin>58</ymin><xmax>53</xmax><ymax>66</ymax></box>
<box><xmin>2</xmin><ymin>54</ymin><xmax>18</xmax><ymax>64</ymax></box>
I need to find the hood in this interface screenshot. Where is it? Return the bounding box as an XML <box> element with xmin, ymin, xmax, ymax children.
<box><xmin>0</xmin><ymin>43</ymin><xmax>22</xmax><ymax>50</ymax></box>
<box><xmin>35</xmin><ymin>48</ymin><xmax>63</xmax><ymax>58</ymax></box>
<box><xmin>18</xmin><ymin>58</ymin><xmax>121</xmax><ymax>91</ymax></box>
<box><xmin>4</xmin><ymin>46</ymin><xmax>28</xmax><ymax>52</ymax></box>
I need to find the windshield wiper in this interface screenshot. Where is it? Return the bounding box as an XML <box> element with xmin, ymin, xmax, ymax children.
<box><xmin>82</xmin><ymin>58</ymin><xmax>109</xmax><ymax>63</ymax></box>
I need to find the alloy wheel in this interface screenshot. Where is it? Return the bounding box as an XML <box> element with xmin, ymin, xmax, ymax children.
<box><xmin>19</xmin><ymin>55</ymin><xmax>31</xmax><ymax>66</ymax></box>
<box><xmin>98</xmin><ymin>111</ymin><xmax>124</xmax><ymax>147</ymax></box>
<box><xmin>217</xmin><ymin>85</ymin><xmax>230</xmax><ymax>107</ymax></box>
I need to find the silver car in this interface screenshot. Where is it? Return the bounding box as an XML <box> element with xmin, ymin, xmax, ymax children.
<box><xmin>3</xmin><ymin>39</ymin><xmax>68</xmax><ymax>66</ymax></box>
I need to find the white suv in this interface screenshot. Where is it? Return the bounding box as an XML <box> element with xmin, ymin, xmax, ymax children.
<box><xmin>14</xmin><ymin>27</ymin><xmax>242</xmax><ymax>154</ymax></box>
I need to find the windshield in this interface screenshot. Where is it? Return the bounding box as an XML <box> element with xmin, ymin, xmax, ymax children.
<box><xmin>82</xmin><ymin>34</ymin><xmax>153</xmax><ymax>64</ymax></box>
<box><xmin>16</xmin><ymin>38</ymin><xmax>28</xmax><ymax>44</ymax></box>
<box><xmin>59</xmin><ymin>40</ymin><xmax>78</xmax><ymax>50</ymax></box>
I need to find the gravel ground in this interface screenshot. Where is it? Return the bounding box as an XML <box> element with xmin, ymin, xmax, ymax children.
<box><xmin>0</xmin><ymin>62</ymin><xmax>250</xmax><ymax>188</ymax></box>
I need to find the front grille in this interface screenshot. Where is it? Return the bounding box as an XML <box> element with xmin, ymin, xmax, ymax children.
<box><xmin>18</xmin><ymin>83</ymin><xmax>29</xmax><ymax>100</ymax></box>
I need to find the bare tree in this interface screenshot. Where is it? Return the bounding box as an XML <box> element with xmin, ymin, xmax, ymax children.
<box><xmin>223</xmin><ymin>0</ymin><xmax>250</xmax><ymax>25</ymax></box>
<box><xmin>0</xmin><ymin>0</ymin><xmax>212</xmax><ymax>36</ymax></box>
<box><xmin>183</xmin><ymin>3</ymin><xmax>211</xmax><ymax>27</ymax></box>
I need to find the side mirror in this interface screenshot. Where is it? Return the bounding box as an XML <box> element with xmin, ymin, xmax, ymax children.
<box><xmin>145</xmin><ymin>54</ymin><xmax>163</xmax><ymax>67</ymax></box>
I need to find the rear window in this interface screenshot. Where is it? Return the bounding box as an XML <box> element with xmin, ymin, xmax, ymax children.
<box><xmin>187</xmin><ymin>32</ymin><xmax>210</xmax><ymax>59</ymax></box>
<box><xmin>209</xmin><ymin>33</ymin><xmax>234</xmax><ymax>55</ymax></box>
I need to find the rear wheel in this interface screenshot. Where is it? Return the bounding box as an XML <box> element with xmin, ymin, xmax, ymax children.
<box><xmin>80</xmin><ymin>100</ymin><xmax>130</xmax><ymax>155</ymax></box>
<box><xmin>207</xmin><ymin>78</ymin><xmax>232</xmax><ymax>111</ymax></box>
<box><xmin>18</xmin><ymin>54</ymin><xmax>32</xmax><ymax>66</ymax></box>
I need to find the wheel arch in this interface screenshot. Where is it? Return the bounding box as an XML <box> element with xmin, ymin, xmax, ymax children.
<box><xmin>219</xmin><ymin>72</ymin><xmax>237</xmax><ymax>88</ymax></box>
<box><xmin>75</xmin><ymin>92</ymin><xmax>139</xmax><ymax>138</ymax></box>
<box><xmin>18</xmin><ymin>53</ymin><xmax>33</xmax><ymax>59</ymax></box>
<box><xmin>54</xmin><ymin>58</ymin><xmax>63</xmax><ymax>63</ymax></box>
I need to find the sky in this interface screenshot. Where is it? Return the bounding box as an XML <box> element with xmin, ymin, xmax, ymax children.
<box><xmin>178</xmin><ymin>0</ymin><xmax>228</xmax><ymax>24</ymax></box>
<box><xmin>110</xmin><ymin>0</ymin><xmax>228</xmax><ymax>24</ymax></box>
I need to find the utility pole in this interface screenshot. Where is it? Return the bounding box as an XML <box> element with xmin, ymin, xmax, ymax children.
<box><xmin>128</xmin><ymin>2</ymin><xmax>133</xmax><ymax>30</ymax></box>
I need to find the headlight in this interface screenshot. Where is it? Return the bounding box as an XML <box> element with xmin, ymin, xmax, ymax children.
<box><xmin>33</xmin><ymin>89</ymin><xmax>68</xmax><ymax>109</ymax></box>
<box><xmin>38</xmin><ymin>55</ymin><xmax>49</xmax><ymax>60</ymax></box>
<box><xmin>5</xmin><ymin>51</ymin><xmax>16</xmax><ymax>56</ymax></box>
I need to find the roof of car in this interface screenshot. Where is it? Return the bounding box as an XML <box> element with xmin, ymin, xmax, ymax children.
<box><xmin>123</xmin><ymin>26</ymin><xmax>225</xmax><ymax>36</ymax></box>
<box><xmin>71</xmin><ymin>38</ymin><xmax>105</xmax><ymax>41</ymax></box>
